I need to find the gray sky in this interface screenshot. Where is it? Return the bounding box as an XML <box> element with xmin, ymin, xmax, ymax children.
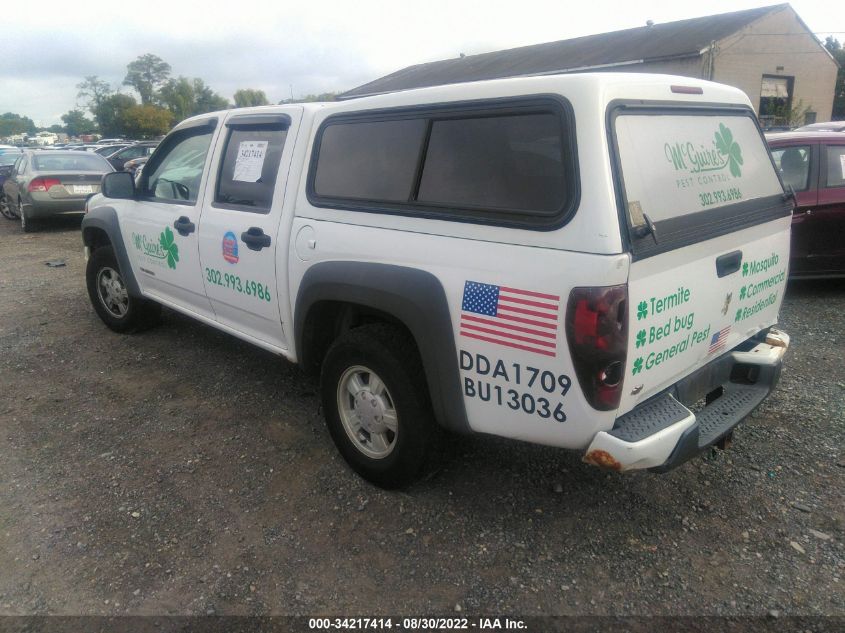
<box><xmin>0</xmin><ymin>0</ymin><xmax>840</xmax><ymax>126</ymax></box>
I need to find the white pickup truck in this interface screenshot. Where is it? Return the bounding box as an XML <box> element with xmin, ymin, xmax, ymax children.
<box><xmin>82</xmin><ymin>73</ymin><xmax>792</xmax><ymax>487</ymax></box>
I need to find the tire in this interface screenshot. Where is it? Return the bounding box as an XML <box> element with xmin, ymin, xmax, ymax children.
<box><xmin>86</xmin><ymin>245</ymin><xmax>161</xmax><ymax>333</ymax></box>
<box><xmin>0</xmin><ymin>195</ymin><xmax>15</xmax><ymax>220</ymax></box>
<box><xmin>320</xmin><ymin>323</ymin><xmax>437</xmax><ymax>488</ymax></box>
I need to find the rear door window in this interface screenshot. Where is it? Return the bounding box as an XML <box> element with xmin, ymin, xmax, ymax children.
<box><xmin>824</xmin><ymin>145</ymin><xmax>845</xmax><ymax>188</ymax></box>
<box><xmin>770</xmin><ymin>145</ymin><xmax>811</xmax><ymax>191</ymax></box>
<box><xmin>215</xmin><ymin>124</ymin><xmax>288</xmax><ymax>212</ymax></box>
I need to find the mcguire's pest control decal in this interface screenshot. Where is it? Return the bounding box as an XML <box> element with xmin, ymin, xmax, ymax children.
<box><xmin>222</xmin><ymin>231</ymin><xmax>239</xmax><ymax>264</ymax></box>
<box><xmin>459</xmin><ymin>281</ymin><xmax>559</xmax><ymax>357</ymax></box>
<box><xmin>132</xmin><ymin>227</ymin><xmax>179</xmax><ymax>270</ymax></box>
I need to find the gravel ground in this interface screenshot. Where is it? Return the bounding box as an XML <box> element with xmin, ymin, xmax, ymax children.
<box><xmin>0</xmin><ymin>217</ymin><xmax>842</xmax><ymax>618</ymax></box>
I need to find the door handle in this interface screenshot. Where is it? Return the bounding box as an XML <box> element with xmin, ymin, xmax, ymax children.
<box><xmin>173</xmin><ymin>216</ymin><xmax>195</xmax><ymax>236</ymax></box>
<box><xmin>241</xmin><ymin>227</ymin><xmax>271</xmax><ymax>251</ymax></box>
<box><xmin>716</xmin><ymin>250</ymin><xmax>742</xmax><ymax>278</ymax></box>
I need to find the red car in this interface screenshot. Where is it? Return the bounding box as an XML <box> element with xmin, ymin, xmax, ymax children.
<box><xmin>767</xmin><ymin>131</ymin><xmax>845</xmax><ymax>279</ymax></box>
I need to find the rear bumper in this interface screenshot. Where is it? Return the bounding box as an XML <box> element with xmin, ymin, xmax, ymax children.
<box><xmin>25</xmin><ymin>197</ymin><xmax>88</xmax><ymax>217</ymax></box>
<box><xmin>583</xmin><ymin>328</ymin><xmax>789</xmax><ymax>472</ymax></box>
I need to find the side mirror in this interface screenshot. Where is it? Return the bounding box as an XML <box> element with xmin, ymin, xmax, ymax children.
<box><xmin>101</xmin><ymin>171</ymin><xmax>135</xmax><ymax>199</ymax></box>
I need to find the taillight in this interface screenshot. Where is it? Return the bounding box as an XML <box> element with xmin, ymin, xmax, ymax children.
<box><xmin>565</xmin><ymin>285</ymin><xmax>628</xmax><ymax>410</ymax></box>
<box><xmin>28</xmin><ymin>177</ymin><xmax>61</xmax><ymax>192</ymax></box>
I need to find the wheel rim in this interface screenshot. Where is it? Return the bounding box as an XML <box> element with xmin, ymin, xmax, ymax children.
<box><xmin>96</xmin><ymin>266</ymin><xmax>129</xmax><ymax>318</ymax></box>
<box><xmin>336</xmin><ymin>365</ymin><xmax>398</xmax><ymax>459</ymax></box>
<box><xmin>0</xmin><ymin>196</ymin><xmax>13</xmax><ymax>220</ymax></box>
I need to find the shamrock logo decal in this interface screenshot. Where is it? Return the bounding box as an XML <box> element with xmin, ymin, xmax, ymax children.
<box><xmin>715</xmin><ymin>123</ymin><xmax>743</xmax><ymax>178</ymax></box>
<box><xmin>735</xmin><ymin>308</ymin><xmax>743</xmax><ymax>323</ymax></box>
<box><xmin>159</xmin><ymin>227</ymin><xmax>179</xmax><ymax>270</ymax></box>
<box><xmin>742</xmin><ymin>262</ymin><xmax>749</xmax><ymax>277</ymax></box>
<box><xmin>636</xmin><ymin>330</ymin><xmax>647</xmax><ymax>348</ymax></box>
<box><xmin>739</xmin><ymin>286</ymin><xmax>747</xmax><ymax>300</ymax></box>
<box><xmin>632</xmin><ymin>357</ymin><xmax>644</xmax><ymax>375</ymax></box>
<box><xmin>636</xmin><ymin>301</ymin><xmax>648</xmax><ymax>321</ymax></box>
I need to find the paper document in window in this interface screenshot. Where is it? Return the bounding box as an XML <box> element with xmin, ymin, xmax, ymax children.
<box><xmin>840</xmin><ymin>153</ymin><xmax>845</xmax><ymax>180</ymax></box>
<box><xmin>233</xmin><ymin>140</ymin><xmax>268</xmax><ymax>182</ymax></box>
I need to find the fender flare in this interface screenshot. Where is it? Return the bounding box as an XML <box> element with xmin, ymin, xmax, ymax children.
<box><xmin>81</xmin><ymin>205</ymin><xmax>142</xmax><ymax>297</ymax></box>
<box><xmin>294</xmin><ymin>261</ymin><xmax>469</xmax><ymax>434</ymax></box>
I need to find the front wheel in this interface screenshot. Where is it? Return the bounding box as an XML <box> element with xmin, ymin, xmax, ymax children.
<box><xmin>86</xmin><ymin>245</ymin><xmax>161</xmax><ymax>333</ymax></box>
<box><xmin>320</xmin><ymin>324</ymin><xmax>437</xmax><ymax>488</ymax></box>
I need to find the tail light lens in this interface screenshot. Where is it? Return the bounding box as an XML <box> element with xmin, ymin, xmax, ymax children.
<box><xmin>28</xmin><ymin>177</ymin><xmax>61</xmax><ymax>192</ymax></box>
<box><xmin>565</xmin><ymin>285</ymin><xmax>628</xmax><ymax>410</ymax></box>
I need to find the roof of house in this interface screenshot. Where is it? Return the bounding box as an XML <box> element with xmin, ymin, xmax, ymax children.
<box><xmin>341</xmin><ymin>4</ymin><xmax>788</xmax><ymax>99</ymax></box>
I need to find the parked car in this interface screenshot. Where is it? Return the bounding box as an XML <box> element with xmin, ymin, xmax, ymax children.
<box><xmin>106</xmin><ymin>142</ymin><xmax>158</xmax><ymax>171</ymax></box>
<box><xmin>0</xmin><ymin>151</ymin><xmax>22</xmax><ymax>219</ymax></box>
<box><xmin>767</xmin><ymin>131</ymin><xmax>845</xmax><ymax>278</ymax></box>
<box><xmin>83</xmin><ymin>74</ymin><xmax>791</xmax><ymax>487</ymax></box>
<box><xmin>2</xmin><ymin>150</ymin><xmax>113</xmax><ymax>231</ymax></box>
<box><xmin>792</xmin><ymin>121</ymin><xmax>845</xmax><ymax>133</ymax></box>
<box><xmin>122</xmin><ymin>155</ymin><xmax>149</xmax><ymax>177</ymax></box>
<box><xmin>94</xmin><ymin>144</ymin><xmax>130</xmax><ymax>157</ymax></box>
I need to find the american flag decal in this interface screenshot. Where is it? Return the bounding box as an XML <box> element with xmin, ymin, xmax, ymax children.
<box><xmin>460</xmin><ymin>281</ymin><xmax>560</xmax><ymax>357</ymax></box>
<box><xmin>708</xmin><ymin>325</ymin><xmax>731</xmax><ymax>355</ymax></box>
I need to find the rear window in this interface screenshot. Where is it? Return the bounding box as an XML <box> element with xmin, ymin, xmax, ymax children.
<box><xmin>825</xmin><ymin>145</ymin><xmax>845</xmax><ymax>188</ymax></box>
<box><xmin>215</xmin><ymin>125</ymin><xmax>288</xmax><ymax>211</ymax></box>
<box><xmin>32</xmin><ymin>154</ymin><xmax>110</xmax><ymax>172</ymax></box>
<box><xmin>615</xmin><ymin>113</ymin><xmax>783</xmax><ymax>226</ymax></box>
<box><xmin>770</xmin><ymin>146</ymin><xmax>810</xmax><ymax>191</ymax></box>
<box><xmin>309</xmin><ymin>98</ymin><xmax>576</xmax><ymax>228</ymax></box>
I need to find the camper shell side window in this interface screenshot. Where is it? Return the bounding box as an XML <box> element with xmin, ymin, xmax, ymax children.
<box><xmin>306</xmin><ymin>96</ymin><xmax>580</xmax><ymax>230</ymax></box>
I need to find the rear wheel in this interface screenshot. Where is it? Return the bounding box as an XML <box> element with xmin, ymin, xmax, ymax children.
<box><xmin>320</xmin><ymin>324</ymin><xmax>436</xmax><ymax>488</ymax></box>
<box><xmin>86</xmin><ymin>245</ymin><xmax>161</xmax><ymax>333</ymax></box>
<box><xmin>0</xmin><ymin>195</ymin><xmax>15</xmax><ymax>220</ymax></box>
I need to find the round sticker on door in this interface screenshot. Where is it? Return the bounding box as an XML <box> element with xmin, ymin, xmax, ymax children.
<box><xmin>222</xmin><ymin>231</ymin><xmax>239</xmax><ymax>264</ymax></box>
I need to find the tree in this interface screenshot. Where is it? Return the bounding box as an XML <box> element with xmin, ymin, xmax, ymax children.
<box><xmin>61</xmin><ymin>109</ymin><xmax>97</xmax><ymax>136</ymax></box>
<box><xmin>192</xmin><ymin>78</ymin><xmax>229</xmax><ymax>114</ymax></box>
<box><xmin>124</xmin><ymin>54</ymin><xmax>171</xmax><ymax>105</ymax></box>
<box><xmin>824</xmin><ymin>37</ymin><xmax>845</xmax><ymax>120</ymax></box>
<box><xmin>279</xmin><ymin>92</ymin><xmax>339</xmax><ymax>105</ymax></box>
<box><xmin>0</xmin><ymin>112</ymin><xmax>36</xmax><ymax>137</ymax></box>
<box><xmin>121</xmin><ymin>105</ymin><xmax>173</xmax><ymax>139</ymax></box>
<box><xmin>95</xmin><ymin>94</ymin><xmax>137</xmax><ymax>137</ymax></box>
<box><xmin>158</xmin><ymin>77</ymin><xmax>228</xmax><ymax>122</ymax></box>
<box><xmin>233</xmin><ymin>88</ymin><xmax>269</xmax><ymax>108</ymax></box>
<box><xmin>77</xmin><ymin>76</ymin><xmax>112</xmax><ymax>116</ymax></box>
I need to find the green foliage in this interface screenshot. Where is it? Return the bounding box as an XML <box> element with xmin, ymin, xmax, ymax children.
<box><xmin>121</xmin><ymin>105</ymin><xmax>174</xmax><ymax>139</ymax></box>
<box><xmin>0</xmin><ymin>112</ymin><xmax>36</xmax><ymax>137</ymax></box>
<box><xmin>124</xmin><ymin>54</ymin><xmax>172</xmax><ymax>105</ymax></box>
<box><xmin>61</xmin><ymin>109</ymin><xmax>97</xmax><ymax>136</ymax></box>
<box><xmin>95</xmin><ymin>94</ymin><xmax>138</xmax><ymax>137</ymax></box>
<box><xmin>158</xmin><ymin>76</ymin><xmax>229</xmax><ymax>122</ymax></box>
<box><xmin>278</xmin><ymin>92</ymin><xmax>339</xmax><ymax>104</ymax></box>
<box><xmin>233</xmin><ymin>88</ymin><xmax>270</xmax><ymax>108</ymax></box>
<box><xmin>76</xmin><ymin>76</ymin><xmax>113</xmax><ymax>116</ymax></box>
<box><xmin>824</xmin><ymin>37</ymin><xmax>845</xmax><ymax>120</ymax></box>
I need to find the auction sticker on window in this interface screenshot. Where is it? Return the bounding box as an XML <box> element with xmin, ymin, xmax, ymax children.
<box><xmin>233</xmin><ymin>140</ymin><xmax>267</xmax><ymax>182</ymax></box>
